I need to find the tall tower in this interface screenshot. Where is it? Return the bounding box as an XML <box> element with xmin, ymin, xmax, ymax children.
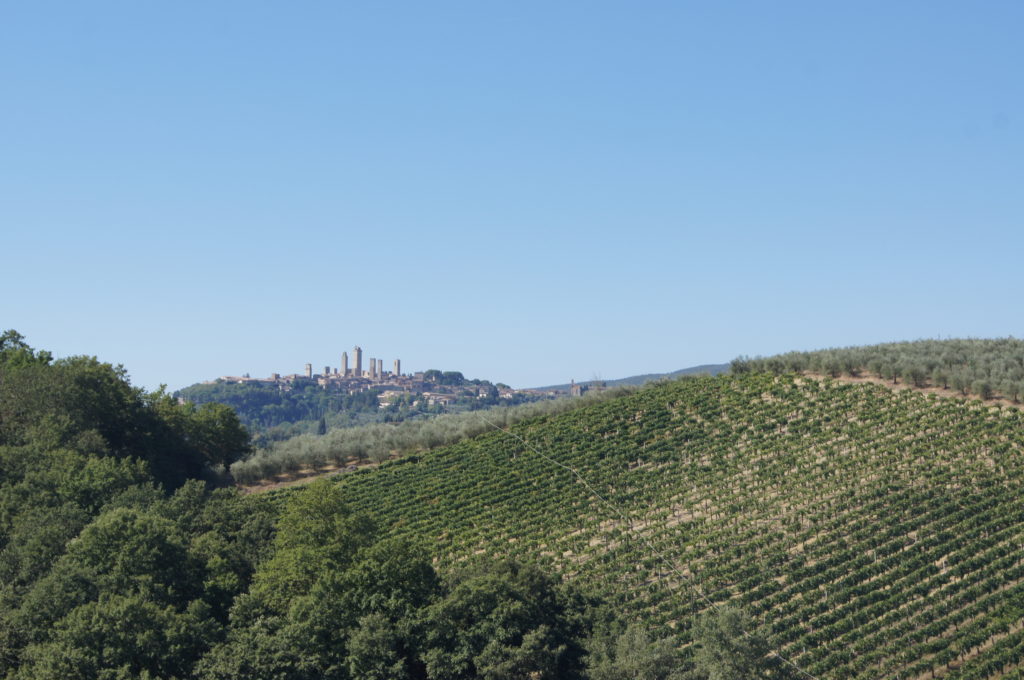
<box><xmin>394</xmin><ymin>358</ymin><xmax>400</xmax><ymax>377</ymax></box>
<box><xmin>369</xmin><ymin>357</ymin><xmax>377</xmax><ymax>379</ymax></box>
<box><xmin>304</xmin><ymin>363</ymin><xmax>312</xmax><ymax>379</ymax></box>
<box><xmin>341</xmin><ymin>351</ymin><xmax>348</xmax><ymax>376</ymax></box>
<box><xmin>324</xmin><ymin>365</ymin><xmax>330</xmax><ymax>377</ymax></box>
<box><xmin>353</xmin><ymin>346</ymin><xmax>362</xmax><ymax>378</ymax></box>
<box><xmin>377</xmin><ymin>358</ymin><xmax>383</xmax><ymax>378</ymax></box>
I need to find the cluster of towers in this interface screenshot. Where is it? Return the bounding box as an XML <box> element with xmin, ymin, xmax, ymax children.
<box><xmin>302</xmin><ymin>346</ymin><xmax>401</xmax><ymax>381</ymax></box>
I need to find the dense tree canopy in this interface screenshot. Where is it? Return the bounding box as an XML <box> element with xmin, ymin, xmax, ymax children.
<box><xmin>0</xmin><ymin>332</ymin><xmax>251</xmax><ymax>489</ymax></box>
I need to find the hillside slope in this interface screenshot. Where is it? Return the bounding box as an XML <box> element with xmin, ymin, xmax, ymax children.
<box><xmin>533</xmin><ymin>363</ymin><xmax>729</xmax><ymax>391</ymax></box>
<box><xmin>311</xmin><ymin>373</ymin><xmax>1024</xmax><ymax>679</ymax></box>
<box><xmin>736</xmin><ymin>337</ymin><xmax>1024</xmax><ymax>403</ymax></box>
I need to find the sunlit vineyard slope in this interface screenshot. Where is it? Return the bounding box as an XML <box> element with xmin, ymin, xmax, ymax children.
<box><xmin>306</xmin><ymin>374</ymin><xmax>1024</xmax><ymax>679</ymax></box>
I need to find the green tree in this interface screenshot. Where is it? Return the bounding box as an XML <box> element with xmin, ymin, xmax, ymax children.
<box><xmin>0</xmin><ymin>351</ymin><xmax>211</xmax><ymax>487</ymax></box>
<box><xmin>901</xmin><ymin>364</ymin><xmax>927</xmax><ymax>388</ymax></box>
<box><xmin>345</xmin><ymin>612</ymin><xmax>412</xmax><ymax>680</ymax></box>
<box><xmin>691</xmin><ymin>606</ymin><xmax>783</xmax><ymax>680</ymax></box>
<box><xmin>421</xmin><ymin>561</ymin><xmax>587</xmax><ymax>680</ymax></box>
<box><xmin>0</xmin><ymin>330</ymin><xmax>52</xmax><ymax>367</ymax></box>
<box><xmin>585</xmin><ymin>624</ymin><xmax>686</xmax><ymax>680</ymax></box>
<box><xmin>194</xmin><ymin>606</ymin><xmax>304</xmax><ymax>680</ymax></box>
<box><xmin>249</xmin><ymin>479</ymin><xmax>376</xmax><ymax>612</ymax></box>
<box><xmin>972</xmin><ymin>380</ymin><xmax>994</xmax><ymax>400</ymax></box>
<box><xmin>17</xmin><ymin>593</ymin><xmax>217</xmax><ymax>680</ymax></box>
<box><xmin>0</xmin><ymin>504</ymin><xmax>90</xmax><ymax>591</ymax></box>
<box><xmin>17</xmin><ymin>507</ymin><xmax>201</xmax><ymax>631</ymax></box>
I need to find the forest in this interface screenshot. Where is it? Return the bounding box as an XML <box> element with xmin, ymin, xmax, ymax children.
<box><xmin>0</xmin><ymin>331</ymin><xmax>771</xmax><ymax>679</ymax></box>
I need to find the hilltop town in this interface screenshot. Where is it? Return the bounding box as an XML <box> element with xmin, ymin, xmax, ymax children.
<box><xmin>207</xmin><ymin>344</ymin><xmax>586</xmax><ymax>409</ymax></box>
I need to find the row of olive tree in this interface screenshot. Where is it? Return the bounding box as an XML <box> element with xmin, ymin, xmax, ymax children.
<box><xmin>230</xmin><ymin>385</ymin><xmax>640</xmax><ymax>485</ymax></box>
<box><xmin>733</xmin><ymin>337</ymin><xmax>1024</xmax><ymax>403</ymax></box>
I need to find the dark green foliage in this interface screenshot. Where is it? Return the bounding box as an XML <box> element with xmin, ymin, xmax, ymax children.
<box><xmin>0</xmin><ymin>330</ymin><xmax>52</xmax><ymax>367</ymax></box>
<box><xmin>345</xmin><ymin>612</ymin><xmax>413</xmax><ymax>680</ymax></box>
<box><xmin>200</xmin><ymin>479</ymin><xmax>592</xmax><ymax>680</ymax></box>
<box><xmin>0</xmin><ymin>504</ymin><xmax>90</xmax><ymax>591</ymax></box>
<box><xmin>439</xmin><ymin>371</ymin><xmax>465</xmax><ymax>386</ymax></box>
<box><xmin>0</xmin><ymin>448</ymin><xmax>149</xmax><ymax>553</ymax></box>
<box><xmin>421</xmin><ymin>560</ymin><xmax>588</xmax><ymax>680</ymax></box>
<box><xmin>152</xmin><ymin>396</ymin><xmax>252</xmax><ymax>470</ymax></box>
<box><xmin>16</xmin><ymin>594</ymin><xmax>218</xmax><ymax>680</ymax></box>
<box><xmin>2</xmin><ymin>479</ymin><xmax>276</xmax><ymax>679</ymax></box>
<box><xmin>13</xmin><ymin>507</ymin><xmax>202</xmax><ymax>640</ymax></box>
<box><xmin>691</xmin><ymin>606</ymin><xmax>782</xmax><ymax>680</ymax></box>
<box><xmin>199</xmin><ymin>481</ymin><xmax>432</xmax><ymax>680</ymax></box>
<box><xmin>0</xmin><ymin>335</ymin><xmax>251</xmax><ymax>489</ymax></box>
<box><xmin>0</xmin><ymin>333</ymin><xmax>264</xmax><ymax>678</ymax></box>
<box><xmin>248</xmin><ymin>479</ymin><xmax>377</xmax><ymax>612</ymax></box>
<box><xmin>176</xmin><ymin>379</ymin><xmax>385</xmax><ymax>435</ymax></box>
<box><xmin>193</xmin><ymin>612</ymin><xmax>305</xmax><ymax>680</ymax></box>
<box><xmin>585</xmin><ymin>624</ymin><xmax>686</xmax><ymax>680</ymax></box>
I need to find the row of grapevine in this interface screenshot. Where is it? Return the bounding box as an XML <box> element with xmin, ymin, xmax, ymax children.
<box><xmin>267</xmin><ymin>373</ymin><xmax>1024</xmax><ymax>678</ymax></box>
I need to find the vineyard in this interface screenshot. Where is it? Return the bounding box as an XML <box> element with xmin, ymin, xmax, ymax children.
<box><xmin>283</xmin><ymin>373</ymin><xmax>1024</xmax><ymax>678</ymax></box>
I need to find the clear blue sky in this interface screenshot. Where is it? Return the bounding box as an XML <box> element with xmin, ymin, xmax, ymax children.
<box><xmin>3</xmin><ymin>2</ymin><xmax>1022</xmax><ymax>390</ymax></box>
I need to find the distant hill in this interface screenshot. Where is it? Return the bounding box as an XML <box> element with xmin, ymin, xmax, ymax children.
<box><xmin>176</xmin><ymin>371</ymin><xmax>545</xmax><ymax>442</ymax></box>
<box><xmin>532</xmin><ymin>362</ymin><xmax>729</xmax><ymax>391</ymax></box>
<box><xmin>296</xmin><ymin>371</ymin><xmax>1024</xmax><ymax>678</ymax></box>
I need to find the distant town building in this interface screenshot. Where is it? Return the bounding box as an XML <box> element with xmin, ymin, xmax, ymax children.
<box><xmin>203</xmin><ymin>342</ymin><xmax>544</xmax><ymax>409</ymax></box>
<box><xmin>423</xmin><ymin>392</ymin><xmax>455</xmax><ymax>406</ymax></box>
<box><xmin>377</xmin><ymin>390</ymin><xmax>407</xmax><ymax>407</ymax></box>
